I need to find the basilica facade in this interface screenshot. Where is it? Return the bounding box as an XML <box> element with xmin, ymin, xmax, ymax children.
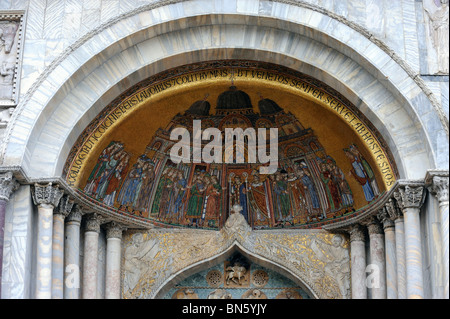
<box><xmin>0</xmin><ymin>0</ymin><xmax>448</xmax><ymax>299</ymax></box>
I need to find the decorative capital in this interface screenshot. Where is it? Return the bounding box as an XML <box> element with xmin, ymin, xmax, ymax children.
<box><xmin>394</xmin><ymin>185</ymin><xmax>426</xmax><ymax>210</ymax></box>
<box><xmin>348</xmin><ymin>224</ymin><xmax>365</xmax><ymax>242</ymax></box>
<box><xmin>366</xmin><ymin>216</ymin><xmax>383</xmax><ymax>235</ymax></box>
<box><xmin>66</xmin><ymin>204</ymin><xmax>83</xmax><ymax>224</ymax></box>
<box><xmin>385</xmin><ymin>198</ymin><xmax>402</xmax><ymax>220</ymax></box>
<box><xmin>55</xmin><ymin>195</ymin><xmax>74</xmax><ymax>218</ymax></box>
<box><xmin>377</xmin><ymin>208</ymin><xmax>395</xmax><ymax>230</ymax></box>
<box><xmin>428</xmin><ymin>176</ymin><xmax>449</xmax><ymax>203</ymax></box>
<box><xmin>105</xmin><ymin>221</ymin><xmax>124</xmax><ymax>240</ymax></box>
<box><xmin>32</xmin><ymin>183</ymin><xmax>64</xmax><ymax>208</ymax></box>
<box><xmin>84</xmin><ymin>213</ymin><xmax>101</xmax><ymax>233</ymax></box>
<box><xmin>0</xmin><ymin>171</ymin><xmax>19</xmax><ymax>201</ymax></box>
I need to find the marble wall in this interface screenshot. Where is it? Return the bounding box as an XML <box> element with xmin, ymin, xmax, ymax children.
<box><xmin>1</xmin><ymin>185</ymin><xmax>34</xmax><ymax>299</ymax></box>
<box><xmin>0</xmin><ymin>1</ymin><xmax>446</xmax><ymax>114</ymax></box>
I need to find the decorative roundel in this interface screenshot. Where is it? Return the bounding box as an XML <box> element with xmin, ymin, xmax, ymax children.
<box><xmin>251</xmin><ymin>269</ymin><xmax>269</xmax><ymax>287</ymax></box>
<box><xmin>206</xmin><ymin>270</ymin><xmax>223</xmax><ymax>287</ymax></box>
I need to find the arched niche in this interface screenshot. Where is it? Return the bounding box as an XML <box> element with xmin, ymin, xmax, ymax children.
<box><xmin>2</xmin><ymin>0</ymin><xmax>446</xmax><ymax>186</ymax></box>
<box><xmin>153</xmin><ymin>243</ymin><xmax>317</xmax><ymax>299</ymax></box>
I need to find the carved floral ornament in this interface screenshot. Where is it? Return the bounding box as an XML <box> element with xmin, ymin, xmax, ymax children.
<box><xmin>0</xmin><ymin>171</ymin><xmax>18</xmax><ymax>201</ymax></box>
<box><xmin>31</xmin><ymin>182</ymin><xmax>64</xmax><ymax>208</ymax></box>
<box><xmin>121</xmin><ymin>209</ymin><xmax>351</xmax><ymax>300</ymax></box>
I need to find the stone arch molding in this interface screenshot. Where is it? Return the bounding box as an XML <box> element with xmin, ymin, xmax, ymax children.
<box><xmin>1</xmin><ymin>0</ymin><xmax>448</xmax><ymax>183</ymax></box>
<box><xmin>122</xmin><ymin>211</ymin><xmax>351</xmax><ymax>299</ymax></box>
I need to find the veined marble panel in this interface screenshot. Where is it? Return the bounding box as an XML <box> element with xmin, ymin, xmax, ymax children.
<box><xmin>1</xmin><ymin>185</ymin><xmax>34</xmax><ymax>299</ymax></box>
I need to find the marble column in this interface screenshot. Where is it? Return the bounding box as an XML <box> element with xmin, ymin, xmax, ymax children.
<box><xmin>0</xmin><ymin>172</ymin><xmax>19</xmax><ymax>297</ymax></box>
<box><xmin>378</xmin><ymin>208</ymin><xmax>397</xmax><ymax>299</ymax></box>
<box><xmin>105</xmin><ymin>222</ymin><xmax>123</xmax><ymax>299</ymax></box>
<box><xmin>32</xmin><ymin>183</ymin><xmax>64</xmax><ymax>299</ymax></box>
<box><xmin>51</xmin><ymin>195</ymin><xmax>74</xmax><ymax>299</ymax></box>
<box><xmin>82</xmin><ymin>213</ymin><xmax>101</xmax><ymax>299</ymax></box>
<box><xmin>395</xmin><ymin>185</ymin><xmax>426</xmax><ymax>299</ymax></box>
<box><xmin>427</xmin><ymin>174</ymin><xmax>449</xmax><ymax>299</ymax></box>
<box><xmin>64</xmin><ymin>205</ymin><xmax>83</xmax><ymax>299</ymax></box>
<box><xmin>385</xmin><ymin>198</ymin><xmax>406</xmax><ymax>299</ymax></box>
<box><xmin>366</xmin><ymin>217</ymin><xmax>386</xmax><ymax>299</ymax></box>
<box><xmin>349</xmin><ymin>224</ymin><xmax>367</xmax><ymax>299</ymax></box>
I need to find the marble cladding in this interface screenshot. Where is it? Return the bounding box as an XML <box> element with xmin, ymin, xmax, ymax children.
<box><xmin>0</xmin><ymin>0</ymin><xmax>442</xmax><ymax>97</ymax></box>
<box><xmin>1</xmin><ymin>185</ymin><xmax>34</xmax><ymax>299</ymax></box>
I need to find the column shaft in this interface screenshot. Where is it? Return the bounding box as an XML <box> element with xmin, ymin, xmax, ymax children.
<box><xmin>368</xmin><ymin>219</ymin><xmax>386</xmax><ymax>299</ymax></box>
<box><xmin>395</xmin><ymin>217</ymin><xmax>407</xmax><ymax>299</ymax></box>
<box><xmin>0</xmin><ymin>199</ymin><xmax>7</xmax><ymax>297</ymax></box>
<box><xmin>440</xmin><ymin>199</ymin><xmax>449</xmax><ymax>299</ymax></box>
<box><xmin>105</xmin><ymin>237</ymin><xmax>122</xmax><ymax>299</ymax></box>
<box><xmin>36</xmin><ymin>204</ymin><xmax>54</xmax><ymax>299</ymax></box>
<box><xmin>349</xmin><ymin>224</ymin><xmax>367</xmax><ymax>299</ymax></box>
<box><xmin>83</xmin><ymin>231</ymin><xmax>99</xmax><ymax>299</ymax></box>
<box><xmin>64</xmin><ymin>209</ymin><xmax>82</xmax><ymax>299</ymax></box>
<box><xmin>403</xmin><ymin>207</ymin><xmax>424</xmax><ymax>298</ymax></box>
<box><xmin>351</xmin><ymin>240</ymin><xmax>367</xmax><ymax>298</ymax></box>
<box><xmin>51</xmin><ymin>213</ymin><xmax>65</xmax><ymax>298</ymax></box>
<box><xmin>82</xmin><ymin>214</ymin><xmax>101</xmax><ymax>299</ymax></box>
<box><xmin>384</xmin><ymin>223</ymin><xmax>397</xmax><ymax>299</ymax></box>
<box><xmin>0</xmin><ymin>172</ymin><xmax>19</xmax><ymax>297</ymax></box>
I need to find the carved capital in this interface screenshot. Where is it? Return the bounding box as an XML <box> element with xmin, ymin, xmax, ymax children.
<box><xmin>105</xmin><ymin>221</ymin><xmax>124</xmax><ymax>240</ymax></box>
<box><xmin>0</xmin><ymin>171</ymin><xmax>19</xmax><ymax>201</ymax></box>
<box><xmin>394</xmin><ymin>185</ymin><xmax>426</xmax><ymax>210</ymax></box>
<box><xmin>428</xmin><ymin>176</ymin><xmax>449</xmax><ymax>204</ymax></box>
<box><xmin>366</xmin><ymin>216</ymin><xmax>383</xmax><ymax>235</ymax></box>
<box><xmin>377</xmin><ymin>208</ymin><xmax>395</xmax><ymax>231</ymax></box>
<box><xmin>84</xmin><ymin>213</ymin><xmax>101</xmax><ymax>233</ymax></box>
<box><xmin>385</xmin><ymin>198</ymin><xmax>402</xmax><ymax>220</ymax></box>
<box><xmin>32</xmin><ymin>183</ymin><xmax>64</xmax><ymax>208</ymax></box>
<box><xmin>349</xmin><ymin>224</ymin><xmax>365</xmax><ymax>242</ymax></box>
<box><xmin>66</xmin><ymin>205</ymin><xmax>83</xmax><ymax>224</ymax></box>
<box><xmin>55</xmin><ymin>195</ymin><xmax>74</xmax><ymax>218</ymax></box>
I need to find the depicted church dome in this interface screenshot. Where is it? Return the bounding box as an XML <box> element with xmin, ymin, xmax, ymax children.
<box><xmin>216</xmin><ymin>86</ymin><xmax>253</xmax><ymax>111</ymax></box>
<box><xmin>258</xmin><ymin>98</ymin><xmax>283</xmax><ymax>115</ymax></box>
<box><xmin>185</xmin><ymin>99</ymin><xmax>211</xmax><ymax>116</ymax></box>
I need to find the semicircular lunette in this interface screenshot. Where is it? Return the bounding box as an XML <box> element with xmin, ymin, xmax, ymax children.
<box><xmin>63</xmin><ymin>61</ymin><xmax>399</xmax><ymax>231</ymax></box>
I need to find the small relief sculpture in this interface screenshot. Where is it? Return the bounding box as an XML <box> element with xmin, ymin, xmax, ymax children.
<box><xmin>242</xmin><ymin>289</ymin><xmax>267</xmax><ymax>299</ymax></box>
<box><xmin>0</xmin><ymin>22</ymin><xmax>19</xmax><ymax>54</ymax></box>
<box><xmin>0</xmin><ymin>21</ymin><xmax>19</xmax><ymax>101</ymax></box>
<box><xmin>221</xmin><ymin>204</ymin><xmax>252</xmax><ymax>241</ymax></box>
<box><xmin>173</xmin><ymin>289</ymin><xmax>199</xmax><ymax>299</ymax></box>
<box><xmin>225</xmin><ymin>262</ymin><xmax>247</xmax><ymax>286</ymax></box>
<box><xmin>423</xmin><ymin>0</ymin><xmax>449</xmax><ymax>73</ymax></box>
<box><xmin>310</xmin><ymin>234</ymin><xmax>350</xmax><ymax>299</ymax></box>
<box><xmin>123</xmin><ymin>233</ymin><xmax>162</xmax><ymax>294</ymax></box>
<box><xmin>275</xmin><ymin>289</ymin><xmax>303</xmax><ymax>299</ymax></box>
<box><xmin>207</xmin><ymin>289</ymin><xmax>232</xmax><ymax>299</ymax></box>
<box><xmin>0</xmin><ymin>107</ymin><xmax>13</xmax><ymax>127</ymax></box>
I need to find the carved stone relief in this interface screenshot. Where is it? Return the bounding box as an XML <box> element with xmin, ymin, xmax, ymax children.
<box><xmin>121</xmin><ymin>209</ymin><xmax>351</xmax><ymax>299</ymax></box>
<box><xmin>423</xmin><ymin>0</ymin><xmax>449</xmax><ymax>74</ymax></box>
<box><xmin>0</xmin><ymin>12</ymin><xmax>23</xmax><ymax>107</ymax></box>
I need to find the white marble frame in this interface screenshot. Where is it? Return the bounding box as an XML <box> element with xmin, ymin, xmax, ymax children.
<box><xmin>0</xmin><ymin>10</ymin><xmax>25</xmax><ymax>107</ymax></box>
<box><xmin>0</xmin><ymin>0</ymin><xmax>447</xmax><ymax>183</ymax></box>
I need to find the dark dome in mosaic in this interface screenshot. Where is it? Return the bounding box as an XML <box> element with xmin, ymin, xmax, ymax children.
<box><xmin>216</xmin><ymin>85</ymin><xmax>253</xmax><ymax>110</ymax></box>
